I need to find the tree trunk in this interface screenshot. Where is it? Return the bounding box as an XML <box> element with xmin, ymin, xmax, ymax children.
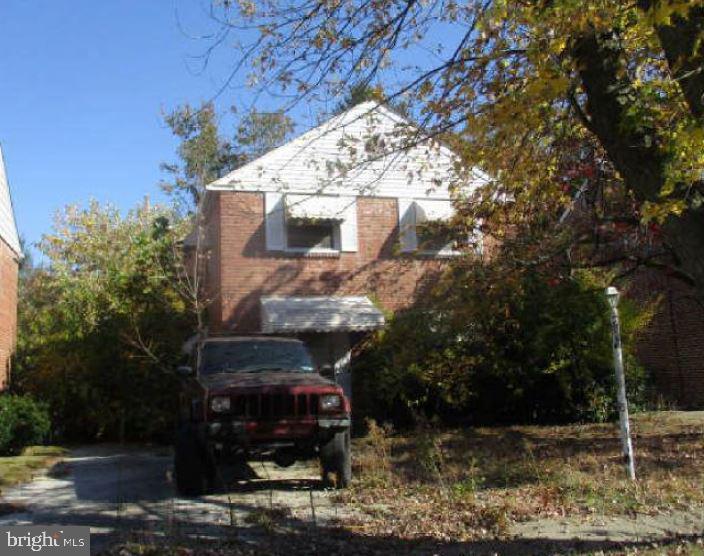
<box><xmin>639</xmin><ymin>1</ymin><xmax>704</xmax><ymax>119</ymax></box>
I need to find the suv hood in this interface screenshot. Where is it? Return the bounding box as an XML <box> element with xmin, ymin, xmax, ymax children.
<box><xmin>198</xmin><ymin>371</ymin><xmax>336</xmax><ymax>392</ymax></box>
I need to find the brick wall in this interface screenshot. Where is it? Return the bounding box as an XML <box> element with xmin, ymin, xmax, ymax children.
<box><xmin>213</xmin><ymin>191</ymin><xmax>448</xmax><ymax>333</ymax></box>
<box><xmin>628</xmin><ymin>269</ymin><xmax>704</xmax><ymax>408</ymax></box>
<box><xmin>207</xmin><ymin>190</ymin><xmax>704</xmax><ymax>407</ymax></box>
<box><xmin>0</xmin><ymin>238</ymin><xmax>18</xmax><ymax>390</ymax></box>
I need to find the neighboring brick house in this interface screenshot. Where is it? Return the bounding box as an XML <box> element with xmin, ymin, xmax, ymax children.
<box><xmin>193</xmin><ymin>102</ymin><xmax>483</xmax><ymax>397</ymax></box>
<box><xmin>0</xmin><ymin>145</ymin><xmax>22</xmax><ymax>390</ymax></box>
<box><xmin>629</xmin><ymin>269</ymin><xmax>704</xmax><ymax>408</ymax></box>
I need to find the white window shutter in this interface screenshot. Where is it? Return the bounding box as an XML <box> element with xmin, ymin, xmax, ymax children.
<box><xmin>398</xmin><ymin>198</ymin><xmax>417</xmax><ymax>252</ymax></box>
<box><xmin>339</xmin><ymin>197</ymin><xmax>358</xmax><ymax>252</ymax></box>
<box><xmin>264</xmin><ymin>192</ymin><xmax>285</xmax><ymax>251</ymax></box>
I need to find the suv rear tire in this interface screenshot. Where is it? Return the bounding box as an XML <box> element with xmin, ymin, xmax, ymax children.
<box><xmin>174</xmin><ymin>425</ymin><xmax>211</xmax><ymax>496</ymax></box>
<box><xmin>320</xmin><ymin>430</ymin><xmax>351</xmax><ymax>488</ymax></box>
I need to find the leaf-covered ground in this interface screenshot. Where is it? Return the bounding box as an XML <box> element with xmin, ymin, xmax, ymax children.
<box><xmin>338</xmin><ymin>411</ymin><xmax>704</xmax><ymax>542</ymax></box>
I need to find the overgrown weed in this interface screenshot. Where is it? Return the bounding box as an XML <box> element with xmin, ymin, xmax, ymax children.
<box><xmin>353</xmin><ymin>419</ymin><xmax>395</xmax><ymax>488</ymax></box>
<box><xmin>413</xmin><ymin>417</ymin><xmax>446</xmax><ymax>486</ymax></box>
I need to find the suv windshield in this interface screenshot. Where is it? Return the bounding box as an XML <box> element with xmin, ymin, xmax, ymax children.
<box><xmin>199</xmin><ymin>340</ymin><xmax>315</xmax><ymax>375</ymax></box>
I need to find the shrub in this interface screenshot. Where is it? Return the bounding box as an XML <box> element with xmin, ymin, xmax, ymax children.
<box><xmin>353</xmin><ymin>265</ymin><xmax>651</xmax><ymax>428</ymax></box>
<box><xmin>12</xmin><ymin>203</ymin><xmax>193</xmax><ymax>443</ymax></box>
<box><xmin>0</xmin><ymin>395</ymin><xmax>51</xmax><ymax>456</ymax></box>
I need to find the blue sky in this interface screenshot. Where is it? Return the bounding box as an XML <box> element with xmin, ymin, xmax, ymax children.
<box><xmin>0</xmin><ymin>0</ymin><xmax>300</xmax><ymax>259</ymax></box>
<box><xmin>0</xmin><ymin>1</ymin><xmax>451</xmax><ymax>261</ymax></box>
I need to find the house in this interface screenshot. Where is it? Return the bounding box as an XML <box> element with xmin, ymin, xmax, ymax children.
<box><xmin>192</xmin><ymin>101</ymin><xmax>704</xmax><ymax>409</ymax></box>
<box><xmin>193</xmin><ymin>102</ymin><xmax>485</xmax><ymax>397</ymax></box>
<box><xmin>0</xmin><ymin>145</ymin><xmax>22</xmax><ymax>390</ymax></box>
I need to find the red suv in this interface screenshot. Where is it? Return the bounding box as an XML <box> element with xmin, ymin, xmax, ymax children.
<box><xmin>174</xmin><ymin>336</ymin><xmax>351</xmax><ymax>495</ymax></box>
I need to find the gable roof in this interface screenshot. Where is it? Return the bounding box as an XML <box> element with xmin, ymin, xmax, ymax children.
<box><xmin>208</xmin><ymin>101</ymin><xmax>487</xmax><ymax>200</ymax></box>
<box><xmin>0</xmin><ymin>145</ymin><xmax>21</xmax><ymax>258</ymax></box>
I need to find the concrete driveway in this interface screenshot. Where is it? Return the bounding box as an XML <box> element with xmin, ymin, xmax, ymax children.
<box><xmin>0</xmin><ymin>445</ymin><xmax>353</xmax><ymax>554</ymax></box>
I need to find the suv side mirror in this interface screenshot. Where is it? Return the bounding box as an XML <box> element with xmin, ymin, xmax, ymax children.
<box><xmin>320</xmin><ymin>364</ymin><xmax>334</xmax><ymax>379</ymax></box>
<box><xmin>177</xmin><ymin>365</ymin><xmax>193</xmax><ymax>378</ymax></box>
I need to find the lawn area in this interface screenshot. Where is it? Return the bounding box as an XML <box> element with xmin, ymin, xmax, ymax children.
<box><xmin>339</xmin><ymin>411</ymin><xmax>704</xmax><ymax>542</ymax></box>
<box><xmin>0</xmin><ymin>446</ymin><xmax>67</xmax><ymax>492</ymax></box>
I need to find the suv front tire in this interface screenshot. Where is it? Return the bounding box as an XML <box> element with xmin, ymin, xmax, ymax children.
<box><xmin>320</xmin><ymin>430</ymin><xmax>351</xmax><ymax>488</ymax></box>
<box><xmin>174</xmin><ymin>425</ymin><xmax>212</xmax><ymax>496</ymax></box>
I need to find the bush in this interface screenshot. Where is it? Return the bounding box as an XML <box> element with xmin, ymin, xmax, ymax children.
<box><xmin>12</xmin><ymin>203</ymin><xmax>194</xmax><ymax>443</ymax></box>
<box><xmin>0</xmin><ymin>395</ymin><xmax>51</xmax><ymax>456</ymax></box>
<box><xmin>353</xmin><ymin>265</ymin><xmax>651</xmax><ymax>428</ymax></box>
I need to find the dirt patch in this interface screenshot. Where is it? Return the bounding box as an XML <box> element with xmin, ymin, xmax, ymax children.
<box><xmin>513</xmin><ymin>507</ymin><xmax>704</xmax><ymax>542</ymax></box>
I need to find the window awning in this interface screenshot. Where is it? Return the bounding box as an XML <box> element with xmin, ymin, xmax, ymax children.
<box><xmin>414</xmin><ymin>199</ymin><xmax>454</xmax><ymax>222</ymax></box>
<box><xmin>261</xmin><ymin>296</ymin><xmax>385</xmax><ymax>333</ymax></box>
<box><xmin>285</xmin><ymin>194</ymin><xmax>352</xmax><ymax>221</ymax></box>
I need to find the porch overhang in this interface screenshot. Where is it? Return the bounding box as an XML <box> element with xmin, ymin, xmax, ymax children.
<box><xmin>260</xmin><ymin>296</ymin><xmax>385</xmax><ymax>333</ymax></box>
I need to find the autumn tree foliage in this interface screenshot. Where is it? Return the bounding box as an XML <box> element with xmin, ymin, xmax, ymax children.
<box><xmin>11</xmin><ymin>105</ymin><xmax>297</xmax><ymax>441</ymax></box>
<box><xmin>161</xmin><ymin>102</ymin><xmax>294</xmax><ymax>211</ymax></box>
<box><xmin>13</xmin><ymin>202</ymin><xmax>193</xmax><ymax>441</ymax></box>
<box><xmin>210</xmin><ymin>0</ymin><xmax>704</xmax><ymax>294</ymax></box>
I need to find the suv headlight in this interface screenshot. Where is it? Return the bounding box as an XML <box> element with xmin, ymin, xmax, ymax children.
<box><xmin>320</xmin><ymin>394</ymin><xmax>342</xmax><ymax>411</ymax></box>
<box><xmin>210</xmin><ymin>396</ymin><xmax>231</xmax><ymax>413</ymax></box>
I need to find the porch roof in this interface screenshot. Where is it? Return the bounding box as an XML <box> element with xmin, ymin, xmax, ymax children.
<box><xmin>260</xmin><ymin>296</ymin><xmax>385</xmax><ymax>333</ymax></box>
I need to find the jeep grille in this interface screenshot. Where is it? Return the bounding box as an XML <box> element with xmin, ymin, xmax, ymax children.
<box><xmin>230</xmin><ymin>393</ymin><xmax>320</xmax><ymax>419</ymax></box>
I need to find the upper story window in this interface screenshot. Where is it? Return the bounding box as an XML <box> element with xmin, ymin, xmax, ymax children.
<box><xmin>398</xmin><ymin>198</ymin><xmax>482</xmax><ymax>256</ymax></box>
<box><xmin>264</xmin><ymin>193</ymin><xmax>357</xmax><ymax>254</ymax></box>
<box><xmin>286</xmin><ymin>218</ymin><xmax>340</xmax><ymax>250</ymax></box>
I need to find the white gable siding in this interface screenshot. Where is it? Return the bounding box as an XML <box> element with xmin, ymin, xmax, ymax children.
<box><xmin>208</xmin><ymin>102</ymin><xmax>486</xmax><ymax>200</ymax></box>
<box><xmin>0</xmin><ymin>145</ymin><xmax>21</xmax><ymax>258</ymax></box>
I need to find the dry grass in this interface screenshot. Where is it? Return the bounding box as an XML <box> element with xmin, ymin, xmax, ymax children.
<box><xmin>339</xmin><ymin>411</ymin><xmax>704</xmax><ymax>542</ymax></box>
<box><xmin>0</xmin><ymin>446</ymin><xmax>67</xmax><ymax>492</ymax></box>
